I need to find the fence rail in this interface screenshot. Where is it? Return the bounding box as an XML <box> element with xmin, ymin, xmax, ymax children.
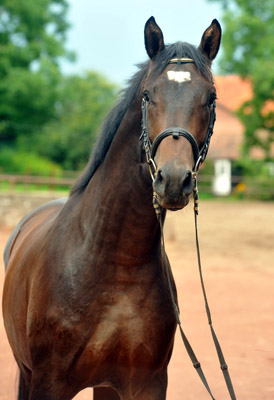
<box><xmin>0</xmin><ymin>174</ymin><xmax>76</xmax><ymax>192</ymax></box>
<box><xmin>0</xmin><ymin>173</ymin><xmax>273</xmax><ymax>199</ymax></box>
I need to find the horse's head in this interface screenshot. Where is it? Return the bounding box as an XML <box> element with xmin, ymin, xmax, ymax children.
<box><xmin>142</xmin><ymin>17</ymin><xmax>221</xmax><ymax>211</ymax></box>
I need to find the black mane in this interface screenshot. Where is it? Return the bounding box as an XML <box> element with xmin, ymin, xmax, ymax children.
<box><xmin>70</xmin><ymin>42</ymin><xmax>212</xmax><ymax>195</ymax></box>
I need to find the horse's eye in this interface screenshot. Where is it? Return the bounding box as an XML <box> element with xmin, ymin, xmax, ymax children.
<box><xmin>143</xmin><ymin>90</ymin><xmax>151</xmax><ymax>104</ymax></box>
<box><xmin>208</xmin><ymin>94</ymin><xmax>217</xmax><ymax>108</ymax></box>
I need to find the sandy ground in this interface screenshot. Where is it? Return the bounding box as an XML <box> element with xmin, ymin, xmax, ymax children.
<box><xmin>0</xmin><ymin>197</ymin><xmax>274</xmax><ymax>399</ymax></box>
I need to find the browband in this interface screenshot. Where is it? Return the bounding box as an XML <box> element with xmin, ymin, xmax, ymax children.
<box><xmin>168</xmin><ymin>58</ymin><xmax>194</xmax><ymax>64</ymax></box>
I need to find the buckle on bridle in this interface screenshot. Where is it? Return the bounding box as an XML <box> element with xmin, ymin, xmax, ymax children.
<box><xmin>148</xmin><ymin>158</ymin><xmax>157</xmax><ymax>182</ymax></box>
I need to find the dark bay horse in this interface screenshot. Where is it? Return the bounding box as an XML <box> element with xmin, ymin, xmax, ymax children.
<box><xmin>2</xmin><ymin>17</ymin><xmax>221</xmax><ymax>400</ymax></box>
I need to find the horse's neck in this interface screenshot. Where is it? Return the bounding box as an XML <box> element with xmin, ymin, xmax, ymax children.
<box><xmin>78</xmin><ymin>102</ymin><xmax>162</xmax><ymax>266</ymax></box>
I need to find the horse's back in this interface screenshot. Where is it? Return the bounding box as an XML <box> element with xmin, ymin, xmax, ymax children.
<box><xmin>3</xmin><ymin>197</ymin><xmax>67</xmax><ymax>269</ymax></box>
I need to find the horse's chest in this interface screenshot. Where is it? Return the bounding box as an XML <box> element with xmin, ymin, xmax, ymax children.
<box><xmin>91</xmin><ymin>296</ymin><xmax>162</xmax><ymax>353</ymax></box>
<box><xmin>75</xmin><ymin>292</ymin><xmax>175</xmax><ymax>379</ymax></box>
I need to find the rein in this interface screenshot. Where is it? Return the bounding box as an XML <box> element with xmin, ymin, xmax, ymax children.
<box><xmin>141</xmin><ymin>58</ymin><xmax>237</xmax><ymax>400</ymax></box>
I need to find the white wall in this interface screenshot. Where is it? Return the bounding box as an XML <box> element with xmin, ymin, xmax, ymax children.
<box><xmin>212</xmin><ymin>159</ymin><xmax>232</xmax><ymax>196</ymax></box>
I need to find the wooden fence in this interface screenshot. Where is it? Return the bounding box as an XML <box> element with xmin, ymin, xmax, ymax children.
<box><xmin>0</xmin><ymin>174</ymin><xmax>76</xmax><ymax>193</ymax></box>
<box><xmin>0</xmin><ymin>173</ymin><xmax>273</xmax><ymax>199</ymax></box>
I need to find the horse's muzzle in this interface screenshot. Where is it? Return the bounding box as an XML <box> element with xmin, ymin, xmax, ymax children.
<box><xmin>153</xmin><ymin>165</ymin><xmax>193</xmax><ymax>210</ymax></box>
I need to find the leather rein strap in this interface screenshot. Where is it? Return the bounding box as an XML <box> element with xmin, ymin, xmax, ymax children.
<box><xmin>154</xmin><ymin>195</ymin><xmax>237</xmax><ymax>400</ymax></box>
<box><xmin>141</xmin><ymin>58</ymin><xmax>237</xmax><ymax>399</ymax></box>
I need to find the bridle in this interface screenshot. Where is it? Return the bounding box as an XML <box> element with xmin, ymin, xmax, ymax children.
<box><xmin>140</xmin><ymin>58</ymin><xmax>237</xmax><ymax>400</ymax></box>
<box><xmin>140</xmin><ymin>57</ymin><xmax>216</xmax><ymax>184</ymax></box>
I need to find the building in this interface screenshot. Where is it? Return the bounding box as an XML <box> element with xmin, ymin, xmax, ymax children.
<box><xmin>208</xmin><ymin>75</ymin><xmax>252</xmax><ymax>195</ymax></box>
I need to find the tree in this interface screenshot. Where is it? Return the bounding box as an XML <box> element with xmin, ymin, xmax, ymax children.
<box><xmin>0</xmin><ymin>0</ymin><xmax>72</xmax><ymax>146</ymax></box>
<box><xmin>36</xmin><ymin>72</ymin><xmax>118</xmax><ymax>171</ymax></box>
<box><xmin>0</xmin><ymin>1</ymin><xmax>118</xmax><ymax>175</ymax></box>
<box><xmin>209</xmin><ymin>0</ymin><xmax>274</xmax><ymax>159</ymax></box>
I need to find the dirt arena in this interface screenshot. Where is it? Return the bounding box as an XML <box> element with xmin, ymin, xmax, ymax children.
<box><xmin>0</xmin><ymin>195</ymin><xmax>273</xmax><ymax>399</ymax></box>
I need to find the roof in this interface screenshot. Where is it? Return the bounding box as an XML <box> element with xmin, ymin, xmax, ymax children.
<box><xmin>214</xmin><ymin>75</ymin><xmax>252</xmax><ymax>112</ymax></box>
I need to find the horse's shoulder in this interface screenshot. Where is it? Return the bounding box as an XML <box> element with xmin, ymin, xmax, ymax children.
<box><xmin>3</xmin><ymin>198</ymin><xmax>67</xmax><ymax>268</ymax></box>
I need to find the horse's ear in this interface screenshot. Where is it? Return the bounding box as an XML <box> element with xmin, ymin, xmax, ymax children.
<box><xmin>144</xmin><ymin>16</ymin><xmax>165</xmax><ymax>59</ymax></box>
<box><xmin>199</xmin><ymin>19</ymin><xmax>222</xmax><ymax>62</ymax></box>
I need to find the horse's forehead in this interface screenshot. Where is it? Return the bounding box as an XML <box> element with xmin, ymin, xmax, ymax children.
<box><xmin>167</xmin><ymin>70</ymin><xmax>192</xmax><ymax>84</ymax></box>
<box><xmin>147</xmin><ymin>66</ymin><xmax>213</xmax><ymax>100</ymax></box>
<box><xmin>160</xmin><ymin>70</ymin><xmax>209</xmax><ymax>100</ymax></box>
<box><xmin>157</xmin><ymin>65</ymin><xmax>210</xmax><ymax>89</ymax></box>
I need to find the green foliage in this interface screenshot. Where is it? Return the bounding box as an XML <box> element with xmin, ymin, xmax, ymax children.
<box><xmin>209</xmin><ymin>0</ymin><xmax>274</xmax><ymax>159</ymax></box>
<box><xmin>0</xmin><ymin>147</ymin><xmax>61</xmax><ymax>176</ymax></box>
<box><xmin>0</xmin><ymin>0</ymin><xmax>118</xmax><ymax>175</ymax></box>
<box><xmin>233</xmin><ymin>158</ymin><xmax>273</xmax><ymax>178</ymax></box>
<box><xmin>231</xmin><ymin>158</ymin><xmax>274</xmax><ymax>200</ymax></box>
<box><xmin>200</xmin><ymin>159</ymin><xmax>214</xmax><ymax>176</ymax></box>
<box><xmin>36</xmin><ymin>72</ymin><xmax>118</xmax><ymax>171</ymax></box>
<box><xmin>0</xmin><ymin>0</ymin><xmax>72</xmax><ymax>145</ymax></box>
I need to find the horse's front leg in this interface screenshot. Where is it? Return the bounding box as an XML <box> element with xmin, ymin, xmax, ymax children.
<box><xmin>119</xmin><ymin>370</ymin><xmax>168</xmax><ymax>400</ymax></box>
<box><xmin>18</xmin><ymin>371</ymin><xmax>30</xmax><ymax>400</ymax></box>
<box><xmin>28</xmin><ymin>373</ymin><xmax>77</xmax><ymax>400</ymax></box>
<box><xmin>16</xmin><ymin>361</ymin><xmax>32</xmax><ymax>400</ymax></box>
<box><xmin>94</xmin><ymin>387</ymin><xmax>121</xmax><ymax>399</ymax></box>
<box><xmin>136</xmin><ymin>373</ymin><xmax>168</xmax><ymax>400</ymax></box>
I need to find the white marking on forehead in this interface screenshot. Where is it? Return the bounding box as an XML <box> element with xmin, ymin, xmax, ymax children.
<box><xmin>167</xmin><ymin>70</ymin><xmax>191</xmax><ymax>83</ymax></box>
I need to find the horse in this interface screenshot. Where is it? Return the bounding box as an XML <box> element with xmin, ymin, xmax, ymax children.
<box><xmin>2</xmin><ymin>16</ymin><xmax>221</xmax><ymax>400</ymax></box>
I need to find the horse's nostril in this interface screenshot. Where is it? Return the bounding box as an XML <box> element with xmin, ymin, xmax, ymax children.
<box><xmin>154</xmin><ymin>167</ymin><xmax>192</xmax><ymax>199</ymax></box>
<box><xmin>182</xmin><ymin>170</ymin><xmax>193</xmax><ymax>194</ymax></box>
<box><xmin>185</xmin><ymin>171</ymin><xmax>192</xmax><ymax>186</ymax></box>
<box><xmin>154</xmin><ymin>169</ymin><xmax>166</xmax><ymax>197</ymax></box>
<box><xmin>157</xmin><ymin>169</ymin><xmax>164</xmax><ymax>183</ymax></box>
